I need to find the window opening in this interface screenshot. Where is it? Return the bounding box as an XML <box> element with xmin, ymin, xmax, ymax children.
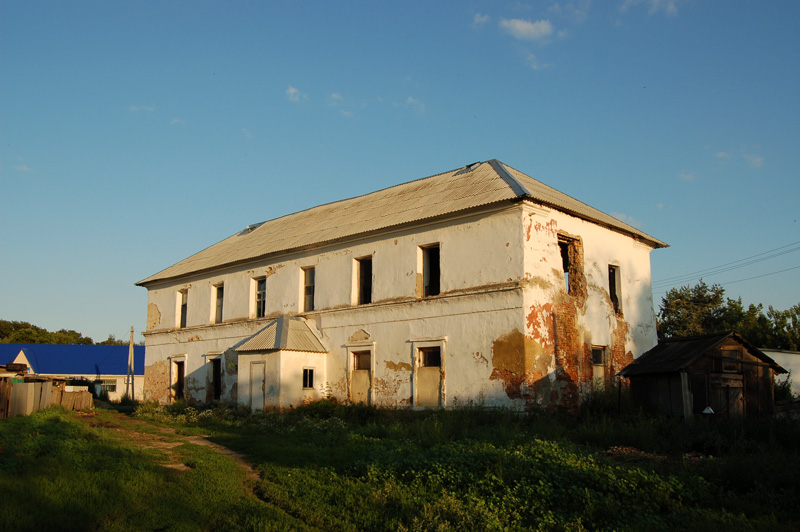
<box><xmin>357</xmin><ymin>257</ymin><xmax>372</xmax><ymax>305</ymax></box>
<box><xmin>559</xmin><ymin>240</ymin><xmax>571</xmax><ymax>293</ymax></box>
<box><xmin>353</xmin><ymin>351</ymin><xmax>371</xmax><ymax>370</ymax></box>
<box><xmin>255</xmin><ymin>277</ymin><xmax>267</xmax><ymax>318</ymax></box>
<box><xmin>423</xmin><ymin>245</ymin><xmax>440</xmax><ymax>297</ymax></box>
<box><xmin>302</xmin><ymin>368</ymin><xmax>315</xmax><ymax>389</ymax></box>
<box><xmin>211</xmin><ymin>358</ymin><xmax>222</xmax><ymax>400</ymax></box>
<box><xmin>214</xmin><ymin>285</ymin><xmax>224</xmax><ymax>324</ymax></box>
<box><xmin>608</xmin><ymin>265</ymin><xmax>622</xmax><ymax>314</ymax></box>
<box><xmin>174</xmin><ymin>361</ymin><xmax>185</xmax><ymax>400</ymax></box>
<box><xmin>179</xmin><ymin>290</ymin><xmax>188</xmax><ymax>329</ymax></box>
<box><xmin>419</xmin><ymin>346</ymin><xmax>442</xmax><ymax>367</ymax></box>
<box><xmin>303</xmin><ymin>267</ymin><xmax>315</xmax><ymax>312</ymax></box>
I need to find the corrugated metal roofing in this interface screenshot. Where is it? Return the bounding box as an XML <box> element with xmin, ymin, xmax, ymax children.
<box><xmin>138</xmin><ymin>159</ymin><xmax>667</xmax><ymax>286</ymax></box>
<box><xmin>236</xmin><ymin>316</ymin><xmax>327</xmax><ymax>353</ymax></box>
<box><xmin>618</xmin><ymin>332</ymin><xmax>786</xmax><ymax>377</ymax></box>
<box><xmin>0</xmin><ymin>344</ymin><xmax>145</xmax><ymax>376</ymax></box>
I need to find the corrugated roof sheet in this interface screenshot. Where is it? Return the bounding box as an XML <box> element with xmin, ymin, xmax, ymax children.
<box><xmin>138</xmin><ymin>159</ymin><xmax>667</xmax><ymax>285</ymax></box>
<box><xmin>618</xmin><ymin>332</ymin><xmax>786</xmax><ymax>377</ymax></box>
<box><xmin>236</xmin><ymin>316</ymin><xmax>327</xmax><ymax>353</ymax></box>
<box><xmin>0</xmin><ymin>344</ymin><xmax>145</xmax><ymax>376</ymax></box>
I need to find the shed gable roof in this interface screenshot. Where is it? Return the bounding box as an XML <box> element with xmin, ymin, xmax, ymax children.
<box><xmin>618</xmin><ymin>332</ymin><xmax>786</xmax><ymax>377</ymax></box>
<box><xmin>138</xmin><ymin>159</ymin><xmax>667</xmax><ymax>286</ymax></box>
<box><xmin>236</xmin><ymin>316</ymin><xmax>327</xmax><ymax>353</ymax></box>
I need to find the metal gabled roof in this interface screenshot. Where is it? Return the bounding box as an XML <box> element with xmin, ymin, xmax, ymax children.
<box><xmin>0</xmin><ymin>343</ymin><xmax>145</xmax><ymax>376</ymax></box>
<box><xmin>236</xmin><ymin>316</ymin><xmax>327</xmax><ymax>353</ymax></box>
<box><xmin>618</xmin><ymin>331</ymin><xmax>786</xmax><ymax>377</ymax></box>
<box><xmin>137</xmin><ymin>159</ymin><xmax>666</xmax><ymax>286</ymax></box>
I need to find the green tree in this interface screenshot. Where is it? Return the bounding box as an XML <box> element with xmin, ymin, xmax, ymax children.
<box><xmin>657</xmin><ymin>280</ymin><xmax>726</xmax><ymax>339</ymax></box>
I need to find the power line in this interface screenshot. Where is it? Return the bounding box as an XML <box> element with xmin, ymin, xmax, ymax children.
<box><xmin>653</xmin><ymin>263</ymin><xmax>800</xmax><ymax>298</ymax></box>
<box><xmin>652</xmin><ymin>240</ymin><xmax>800</xmax><ymax>289</ymax></box>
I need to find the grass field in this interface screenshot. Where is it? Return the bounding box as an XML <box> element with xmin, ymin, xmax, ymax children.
<box><xmin>1</xmin><ymin>400</ymin><xmax>799</xmax><ymax>531</ymax></box>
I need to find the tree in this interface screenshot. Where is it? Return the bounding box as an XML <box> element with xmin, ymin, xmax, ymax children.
<box><xmin>657</xmin><ymin>281</ymin><xmax>799</xmax><ymax>349</ymax></box>
<box><xmin>1</xmin><ymin>319</ymin><xmax>96</xmax><ymax>344</ymax></box>
<box><xmin>657</xmin><ymin>280</ymin><xmax>725</xmax><ymax>339</ymax></box>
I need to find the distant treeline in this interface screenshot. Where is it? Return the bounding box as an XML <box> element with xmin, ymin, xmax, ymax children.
<box><xmin>0</xmin><ymin>320</ymin><xmax>129</xmax><ymax>346</ymax></box>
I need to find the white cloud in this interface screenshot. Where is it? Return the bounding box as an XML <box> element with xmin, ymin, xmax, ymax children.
<box><xmin>715</xmin><ymin>151</ymin><xmax>731</xmax><ymax>159</ymax></box>
<box><xmin>611</xmin><ymin>212</ymin><xmax>642</xmax><ymax>228</ymax></box>
<box><xmin>330</xmin><ymin>93</ymin><xmax>343</xmax><ymax>102</ymax></box>
<box><xmin>14</xmin><ymin>165</ymin><xmax>33</xmax><ymax>172</ymax></box>
<box><xmin>743</xmin><ymin>153</ymin><xmax>763</xmax><ymax>168</ymax></box>
<box><xmin>499</xmin><ymin>18</ymin><xmax>554</xmax><ymax>41</ymax></box>
<box><xmin>340</xmin><ymin>110</ymin><xmax>353</xmax><ymax>118</ymax></box>
<box><xmin>473</xmin><ymin>13</ymin><xmax>490</xmax><ymax>26</ymax></box>
<box><xmin>677</xmin><ymin>171</ymin><xmax>695</xmax><ymax>181</ymax></box>
<box><xmin>657</xmin><ymin>203</ymin><xmax>664</xmax><ymax>210</ymax></box>
<box><xmin>286</xmin><ymin>86</ymin><xmax>306</xmax><ymax>102</ymax></box>
<box><xmin>526</xmin><ymin>53</ymin><xmax>550</xmax><ymax>70</ymax></box>
<box><xmin>170</xmin><ymin>118</ymin><xmax>184</xmax><ymax>126</ymax></box>
<box><xmin>619</xmin><ymin>0</ymin><xmax>679</xmax><ymax>16</ymax></box>
<box><xmin>405</xmin><ymin>97</ymin><xmax>425</xmax><ymax>114</ymax></box>
<box><xmin>129</xmin><ymin>104</ymin><xmax>155</xmax><ymax>113</ymax></box>
<box><xmin>241</xmin><ymin>128</ymin><xmax>252</xmax><ymax>139</ymax></box>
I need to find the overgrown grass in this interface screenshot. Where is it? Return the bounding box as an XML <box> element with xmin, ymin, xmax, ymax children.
<box><xmin>2</xmin><ymin>402</ymin><xmax>799</xmax><ymax>531</ymax></box>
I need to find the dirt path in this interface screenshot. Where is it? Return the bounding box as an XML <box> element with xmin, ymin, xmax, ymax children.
<box><xmin>74</xmin><ymin>411</ymin><xmax>260</xmax><ymax>483</ymax></box>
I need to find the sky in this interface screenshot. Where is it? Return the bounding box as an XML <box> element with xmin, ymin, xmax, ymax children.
<box><xmin>1</xmin><ymin>1</ymin><xmax>798</xmax><ymax>343</ymax></box>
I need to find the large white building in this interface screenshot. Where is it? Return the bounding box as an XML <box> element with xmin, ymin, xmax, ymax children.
<box><xmin>137</xmin><ymin>160</ymin><xmax>667</xmax><ymax>411</ymax></box>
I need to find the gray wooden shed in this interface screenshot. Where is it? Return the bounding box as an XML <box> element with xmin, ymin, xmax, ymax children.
<box><xmin>618</xmin><ymin>332</ymin><xmax>786</xmax><ymax>418</ymax></box>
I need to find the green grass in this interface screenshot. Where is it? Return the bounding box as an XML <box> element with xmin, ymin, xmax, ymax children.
<box><xmin>2</xmin><ymin>402</ymin><xmax>800</xmax><ymax>531</ymax></box>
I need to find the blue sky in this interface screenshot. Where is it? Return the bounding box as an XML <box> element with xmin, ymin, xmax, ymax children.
<box><xmin>2</xmin><ymin>1</ymin><xmax>798</xmax><ymax>343</ymax></box>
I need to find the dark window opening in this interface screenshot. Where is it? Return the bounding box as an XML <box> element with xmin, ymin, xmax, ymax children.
<box><xmin>357</xmin><ymin>257</ymin><xmax>372</xmax><ymax>305</ymax></box>
<box><xmin>255</xmin><ymin>278</ymin><xmax>267</xmax><ymax>318</ymax></box>
<box><xmin>592</xmin><ymin>348</ymin><xmax>605</xmax><ymax>366</ymax></box>
<box><xmin>303</xmin><ymin>267</ymin><xmax>315</xmax><ymax>312</ymax></box>
<box><xmin>179</xmin><ymin>291</ymin><xmax>188</xmax><ymax>329</ymax></box>
<box><xmin>608</xmin><ymin>265</ymin><xmax>622</xmax><ymax>314</ymax></box>
<box><xmin>419</xmin><ymin>346</ymin><xmax>442</xmax><ymax>367</ymax></box>
<box><xmin>354</xmin><ymin>351</ymin><xmax>371</xmax><ymax>371</ymax></box>
<box><xmin>559</xmin><ymin>240</ymin><xmax>571</xmax><ymax>293</ymax></box>
<box><xmin>423</xmin><ymin>245</ymin><xmax>440</xmax><ymax>297</ymax></box>
<box><xmin>302</xmin><ymin>368</ymin><xmax>315</xmax><ymax>389</ymax></box>
<box><xmin>174</xmin><ymin>361</ymin><xmax>185</xmax><ymax>400</ymax></box>
<box><xmin>215</xmin><ymin>285</ymin><xmax>224</xmax><ymax>324</ymax></box>
<box><xmin>211</xmin><ymin>358</ymin><xmax>222</xmax><ymax>401</ymax></box>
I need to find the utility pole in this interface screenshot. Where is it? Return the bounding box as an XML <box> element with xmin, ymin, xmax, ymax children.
<box><xmin>126</xmin><ymin>326</ymin><xmax>135</xmax><ymax>401</ymax></box>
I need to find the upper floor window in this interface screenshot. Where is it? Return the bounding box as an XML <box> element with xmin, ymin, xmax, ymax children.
<box><xmin>608</xmin><ymin>265</ymin><xmax>622</xmax><ymax>315</ymax></box>
<box><xmin>357</xmin><ymin>256</ymin><xmax>372</xmax><ymax>305</ymax></box>
<box><xmin>178</xmin><ymin>290</ymin><xmax>188</xmax><ymax>329</ymax></box>
<box><xmin>303</xmin><ymin>267</ymin><xmax>315</xmax><ymax>312</ymax></box>
<box><xmin>302</xmin><ymin>367</ymin><xmax>315</xmax><ymax>389</ymax></box>
<box><xmin>255</xmin><ymin>277</ymin><xmax>267</xmax><ymax>318</ymax></box>
<box><xmin>422</xmin><ymin>244</ymin><xmax>440</xmax><ymax>297</ymax></box>
<box><xmin>214</xmin><ymin>284</ymin><xmax>224</xmax><ymax>324</ymax></box>
<box><xmin>557</xmin><ymin>234</ymin><xmax>583</xmax><ymax>295</ymax></box>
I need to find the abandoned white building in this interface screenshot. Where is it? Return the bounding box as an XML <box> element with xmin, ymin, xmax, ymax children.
<box><xmin>137</xmin><ymin>160</ymin><xmax>667</xmax><ymax>411</ymax></box>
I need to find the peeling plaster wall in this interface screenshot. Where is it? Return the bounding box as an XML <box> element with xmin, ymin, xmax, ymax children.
<box><xmin>515</xmin><ymin>203</ymin><xmax>658</xmax><ymax>411</ymax></box>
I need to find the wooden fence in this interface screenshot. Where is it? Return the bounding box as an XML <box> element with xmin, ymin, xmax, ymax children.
<box><xmin>0</xmin><ymin>378</ymin><xmax>93</xmax><ymax>419</ymax></box>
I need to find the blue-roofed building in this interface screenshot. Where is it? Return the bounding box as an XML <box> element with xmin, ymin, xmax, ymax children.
<box><xmin>0</xmin><ymin>344</ymin><xmax>144</xmax><ymax>401</ymax></box>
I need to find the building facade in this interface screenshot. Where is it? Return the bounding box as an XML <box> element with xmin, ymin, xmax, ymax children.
<box><xmin>137</xmin><ymin>160</ymin><xmax>666</xmax><ymax>411</ymax></box>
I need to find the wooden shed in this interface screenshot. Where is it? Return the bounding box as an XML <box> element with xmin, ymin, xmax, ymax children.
<box><xmin>618</xmin><ymin>332</ymin><xmax>786</xmax><ymax>419</ymax></box>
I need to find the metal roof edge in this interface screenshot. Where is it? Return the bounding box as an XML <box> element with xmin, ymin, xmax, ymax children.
<box><xmin>488</xmin><ymin>159</ymin><xmax>529</xmax><ymax>198</ymax></box>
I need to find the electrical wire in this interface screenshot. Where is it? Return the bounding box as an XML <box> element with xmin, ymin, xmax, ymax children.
<box><xmin>652</xmin><ymin>240</ymin><xmax>800</xmax><ymax>289</ymax></box>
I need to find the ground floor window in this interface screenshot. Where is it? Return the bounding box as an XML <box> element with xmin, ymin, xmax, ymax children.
<box><xmin>302</xmin><ymin>368</ymin><xmax>315</xmax><ymax>389</ymax></box>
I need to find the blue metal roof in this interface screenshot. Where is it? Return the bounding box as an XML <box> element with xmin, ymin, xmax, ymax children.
<box><xmin>0</xmin><ymin>343</ymin><xmax>144</xmax><ymax>377</ymax></box>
